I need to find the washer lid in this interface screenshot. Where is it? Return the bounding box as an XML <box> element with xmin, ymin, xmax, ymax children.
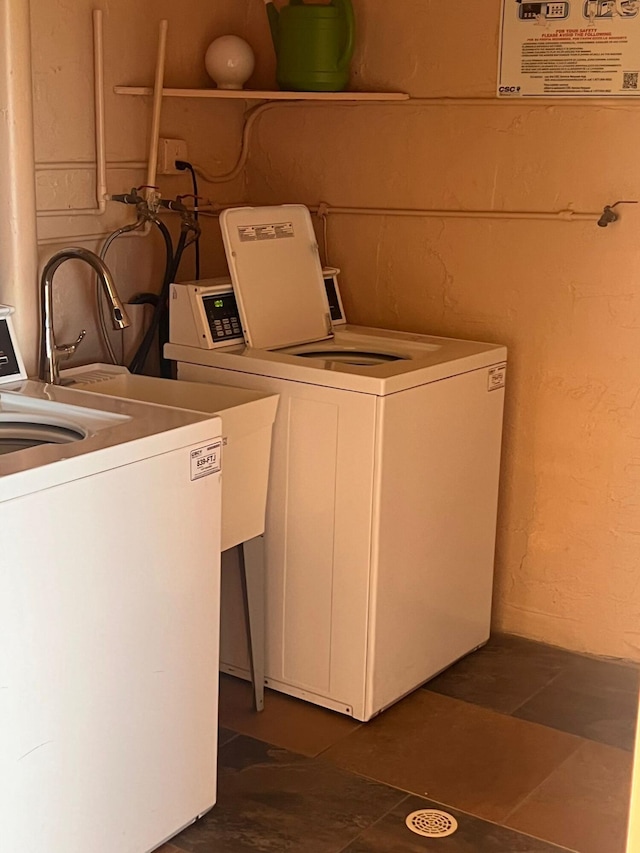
<box><xmin>220</xmin><ymin>205</ymin><xmax>332</xmax><ymax>349</ymax></box>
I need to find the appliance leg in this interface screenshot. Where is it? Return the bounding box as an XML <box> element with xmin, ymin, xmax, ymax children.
<box><xmin>239</xmin><ymin>535</ymin><xmax>265</xmax><ymax>712</ymax></box>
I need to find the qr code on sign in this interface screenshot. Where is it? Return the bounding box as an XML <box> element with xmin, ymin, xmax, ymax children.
<box><xmin>623</xmin><ymin>71</ymin><xmax>639</xmax><ymax>89</ymax></box>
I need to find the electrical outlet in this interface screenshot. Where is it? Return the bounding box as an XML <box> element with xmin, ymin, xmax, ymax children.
<box><xmin>158</xmin><ymin>138</ymin><xmax>188</xmax><ymax>175</ymax></box>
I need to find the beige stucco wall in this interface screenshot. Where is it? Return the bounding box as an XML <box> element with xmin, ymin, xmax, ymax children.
<box><xmin>25</xmin><ymin>0</ymin><xmax>262</xmax><ymax>364</ymax></box>
<box><xmin>244</xmin><ymin>0</ymin><xmax>640</xmax><ymax>660</ymax></box>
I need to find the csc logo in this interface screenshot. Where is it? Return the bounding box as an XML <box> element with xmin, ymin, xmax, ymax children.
<box><xmin>499</xmin><ymin>85</ymin><xmax>521</xmax><ymax>93</ymax></box>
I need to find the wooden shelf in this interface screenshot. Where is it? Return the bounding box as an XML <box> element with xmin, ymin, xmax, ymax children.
<box><xmin>114</xmin><ymin>86</ymin><xmax>409</xmax><ymax>102</ymax></box>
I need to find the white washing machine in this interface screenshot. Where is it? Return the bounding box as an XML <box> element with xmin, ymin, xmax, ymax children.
<box><xmin>0</xmin><ymin>306</ymin><xmax>223</xmax><ymax>852</ymax></box>
<box><xmin>166</xmin><ymin>205</ymin><xmax>507</xmax><ymax>721</ymax></box>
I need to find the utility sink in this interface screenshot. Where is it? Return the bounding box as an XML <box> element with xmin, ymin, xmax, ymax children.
<box><xmin>63</xmin><ymin>365</ymin><xmax>279</xmax><ymax>551</ymax></box>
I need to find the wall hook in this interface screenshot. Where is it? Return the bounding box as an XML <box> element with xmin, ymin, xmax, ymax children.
<box><xmin>597</xmin><ymin>200</ymin><xmax>638</xmax><ymax>227</ymax></box>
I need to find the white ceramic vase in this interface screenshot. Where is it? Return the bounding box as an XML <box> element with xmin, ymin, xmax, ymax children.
<box><xmin>205</xmin><ymin>35</ymin><xmax>255</xmax><ymax>90</ymax></box>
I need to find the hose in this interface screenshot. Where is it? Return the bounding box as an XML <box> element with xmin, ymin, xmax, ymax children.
<box><xmin>128</xmin><ymin>212</ymin><xmax>199</xmax><ymax>376</ymax></box>
<box><xmin>128</xmin><ymin>216</ymin><xmax>175</xmax><ymax>374</ymax></box>
<box><xmin>97</xmin><ymin>216</ymin><xmax>146</xmax><ymax>363</ymax></box>
<box><xmin>159</xmin><ymin>226</ymin><xmax>189</xmax><ymax>378</ymax></box>
<box><xmin>176</xmin><ymin>160</ymin><xmax>201</xmax><ymax>280</ymax></box>
<box><xmin>106</xmin><ymin>189</ymin><xmax>200</xmax><ymax>376</ymax></box>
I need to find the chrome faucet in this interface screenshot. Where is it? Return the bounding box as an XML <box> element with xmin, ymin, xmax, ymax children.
<box><xmin>39</xmin><ymin>247</ymin><xmax>131</xmax><ymax>384</ymax></box>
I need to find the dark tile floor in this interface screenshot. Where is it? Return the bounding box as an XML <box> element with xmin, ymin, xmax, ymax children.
<box><xmin>159</xmin><ymin>634</ymin><xmax>638</xmax><ymax>853</ymax></box>
<box><xmin>426</xmin><ymin>634</ymin><xmax>639</xmax><ymax>751</ymax></box>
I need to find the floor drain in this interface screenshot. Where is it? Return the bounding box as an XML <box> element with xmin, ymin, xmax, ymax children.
<box><xmin>405</xmin><ymin>809</ymin><xmax>458</xmax><ymax>838</ymax></box>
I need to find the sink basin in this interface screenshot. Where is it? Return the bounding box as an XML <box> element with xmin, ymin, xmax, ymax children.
<box><xmin>64</xmin><ymin>366</ymin><xmax>279</xmax><ymax>551</ymax></box>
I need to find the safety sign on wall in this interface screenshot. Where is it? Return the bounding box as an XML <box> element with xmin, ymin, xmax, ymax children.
<box><xmin>498</xmin><ymin>1</ymin><xmax>640</xmax><ymax>96</ymax></box>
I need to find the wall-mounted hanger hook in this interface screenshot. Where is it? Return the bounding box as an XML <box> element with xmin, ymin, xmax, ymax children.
<box><xmin>597</xmin><ymin>200</ymin><xmax>638</xmax><ymax>227</ymax></box>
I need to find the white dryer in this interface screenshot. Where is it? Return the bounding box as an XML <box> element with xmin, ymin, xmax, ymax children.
<box><xmin>166</xmin><ymin>204</ymin><xmax>507</xmax><ymax>721</ymax></box>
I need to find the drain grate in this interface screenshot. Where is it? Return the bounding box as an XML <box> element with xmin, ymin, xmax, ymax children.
<box><xmin>405</xmin><ymin>809</ymin><xmax>458</xmax><ymax>838</ymax></box>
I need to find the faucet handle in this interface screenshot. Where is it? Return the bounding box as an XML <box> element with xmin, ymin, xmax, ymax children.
<box><xmin>56</xmin><ymin>329</ymin><xmax>87</xmax><ymax>358</ymax></box>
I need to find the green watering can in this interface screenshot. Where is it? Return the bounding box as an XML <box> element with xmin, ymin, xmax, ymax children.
<box><xmin>264</xmin><ymin>0</ymin><xmax>356</xmax><ymax>92</ymax></box>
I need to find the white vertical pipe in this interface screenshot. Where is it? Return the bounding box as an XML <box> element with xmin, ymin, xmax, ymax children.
<box><xmin>93</xmin><ymin>8</ymin><xmax>107</xmax><ymax>213</ymax></box>
<box><xmin>0</xmin><ymin>0</ymin><xmax>39</xmax><ymax>375</ymax></box>
<box><xmin>40</xmin><ymin>8</ymin><xmax>108</xmax><ymax>217</ymax></box>
<box><xmin>146</xmin><ymin>19</ymin><xmax>168</xmax><ymax>201</ymax></box>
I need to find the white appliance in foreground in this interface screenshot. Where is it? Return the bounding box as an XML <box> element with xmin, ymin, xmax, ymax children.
<box><xmin>61</xmin><ymin>364</ymin><xmax>280</xmax><ymax>712</ymax></box>
<box><xmin>0</xmin><ymin>307</ymin><xmax>223</xmax><ymax>853</ymax></box>
<box><xmin>166</xmin><ymin>205</ymin><xmax>508</xmax><ymax>722</ymax></box>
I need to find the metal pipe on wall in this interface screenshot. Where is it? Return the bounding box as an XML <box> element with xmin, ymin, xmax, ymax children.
<box><xmin>145</xmin><ymin>20</ymin><xmax>168</xmax><ymax>202</ymax></box>
<box><xmin>93</xmin><ymin>8</ymin><xmax>107</xmax><ymax>215</ymax></box>
<box><xmin>37</xmin><ymin>9</ymin><xmax>108</xmax><ymax>218</ymax></box>
<box><xmin>0</xmin><ymin>0</ymin><xmax>39</xmax><ymax>375</ymax></box>
<box><xmin>314</xmin><ymin>204</ymin><xmax>601</xmax><ymax>223</ymax></box>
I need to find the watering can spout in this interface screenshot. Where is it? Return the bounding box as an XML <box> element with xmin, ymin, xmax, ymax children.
<box><xmin>265</xmin><ymin>0</ymin><xmax>279</xmax><ymax>49</ymax></box>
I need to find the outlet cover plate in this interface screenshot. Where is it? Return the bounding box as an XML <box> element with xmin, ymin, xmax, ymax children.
<box><xmin>158</xmin><ymin>138</ymin><xmax>188</xmax><ymax>175</ymax></box>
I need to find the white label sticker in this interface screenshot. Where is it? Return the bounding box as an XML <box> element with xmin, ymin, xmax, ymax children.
<box><xmin>190</xmin><ymin>440</ymin><xmax>222</xmax><ymax>480</ymax></box>
<box><xmin>488</xmin><ymin>364</ymin><xmax>507</xmax><ymax>391</ymax></box>
<box><xmin>238</xmin><ymin>222</ymin><xmax>295</xmax><ymax>242</ymax></box>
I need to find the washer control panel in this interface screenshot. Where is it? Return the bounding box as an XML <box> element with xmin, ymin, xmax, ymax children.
<box><xmin>323</xmin><ymin>267</ymin><xmax>345</xmax><ymax>325</ymax></box>
<box><xmin>170</xmin><ymin>270</ymin><xmax>347</xmax><ymax>350</ymax></box>
<box><xmin>201</xmin><ymin>290</ymin><xmax>243</xmax><ymax>344</ymax></box>
<box><xmin>170</xmin><ymin>280</ymin><xmax>244</xmax><ymax>350</ymax></box>
<box><xmin>0</xmin><ymin>306</ymin><xmax>26</xmax><ymax>384</ymax></box>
